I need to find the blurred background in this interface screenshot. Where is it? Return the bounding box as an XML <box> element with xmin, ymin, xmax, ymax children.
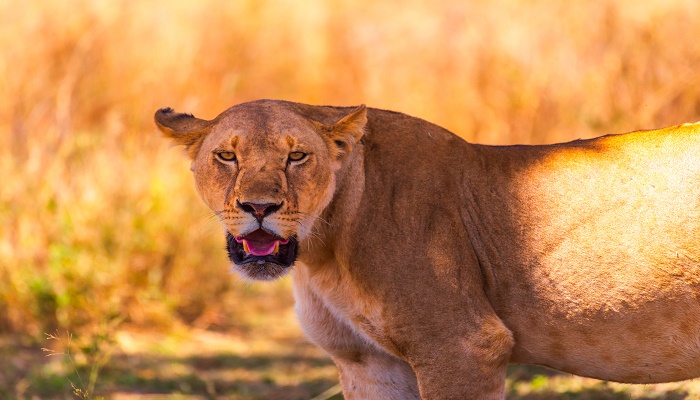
<box><xmin>2</xmin><ymin>0</ymin><xmax>700</xmax><ymax>398</ymax></box>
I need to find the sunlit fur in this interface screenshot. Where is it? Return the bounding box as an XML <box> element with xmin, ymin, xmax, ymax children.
<box><xmin>158</xmin><ymin>100</ymin><xmax>700</xmax><ymax>399</ymax></box>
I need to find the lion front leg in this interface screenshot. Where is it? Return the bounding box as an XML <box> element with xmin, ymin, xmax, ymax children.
<box><xmin>407</xmin><ymin>314</ymin><xmax>514</xmax><ymax>400</ymax></box>
<box><xmin>335</xmin><ymin>352</ymin><xmax>419</xmax><ymax>400</ymax></box>
<box><xmin>294</xmin><ymin>278</ymin><xmax>419</xmax><ymax>399</ymax></box>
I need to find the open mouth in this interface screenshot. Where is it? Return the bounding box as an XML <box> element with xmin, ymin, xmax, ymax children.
<box><xmin>226</xmin><ymin>229</ymin><xmax>298</xmax><ymax>268</ymax></box>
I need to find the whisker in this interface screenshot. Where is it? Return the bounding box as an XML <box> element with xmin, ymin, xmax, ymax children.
<box><xmin>195</xmin><ymin>210</ymin><xmax>221</xmax><ymax>224</ymax></box>
<box><xmin>193</xmin><ymin>218</ymin><xmax>225</xmax><ymax>240</ymax></box>
<box><xmin>295</xmin><ymin>219</ymin><xmax>326</xmax><ymax>247</ymax></box>
<box><xmin>313</xmin><ymin>215</ymin><xmax>332</xmax><ymax>227</ymax></box>
<box><xmin>291</xmin><ymin>211</ymin><xmax>332</xmax><ymax>228</ymax></box>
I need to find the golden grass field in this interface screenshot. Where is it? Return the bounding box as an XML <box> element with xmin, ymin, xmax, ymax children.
<box><xmin>2</xmin><ymin>0</ymin><xmax>700</xmax><ymax>398</ymax></box>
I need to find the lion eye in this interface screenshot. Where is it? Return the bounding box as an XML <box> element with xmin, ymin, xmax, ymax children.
<box><xmin>288</xmin><ymin>152</ymin><xmax>307</xmax><ymax>162</ymax></box>
<box><xmin>216</xmin><ymin>151</ymin><xmax>237</xmax><ymax>162</ymax></box>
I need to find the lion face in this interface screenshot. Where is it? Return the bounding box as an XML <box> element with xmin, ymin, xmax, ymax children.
<box><xmin>196</xmin><ymin>107</ymin><xmax>336</xmax><ymax>280</ymax></box>
<box><xmin>155</xmin><ymin>101</ymin><xmax>366</xmax><ymax>280</ymax></box>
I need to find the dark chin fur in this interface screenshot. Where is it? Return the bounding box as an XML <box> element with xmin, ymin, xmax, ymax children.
<box><xmin>225</xmin><ymin>232</ymin><xmax>298</xmax><ymax>280</ymax></box>
<box><xmin>231</xmin><ymin>262</ymin><xmax>291</xmax><ymax>281</ymax></box>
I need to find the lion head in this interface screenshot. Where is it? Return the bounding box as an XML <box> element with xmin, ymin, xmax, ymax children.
<box><xmin>155</xmin><ymin>100</ymin><xmax>367</xmax><ymax>280</ymax></box>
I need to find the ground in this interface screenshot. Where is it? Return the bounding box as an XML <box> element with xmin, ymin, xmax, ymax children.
<box><xmin>4</xmin><ymin>308</ymin><xmax>700</xmax><ymax>399</ymax></box>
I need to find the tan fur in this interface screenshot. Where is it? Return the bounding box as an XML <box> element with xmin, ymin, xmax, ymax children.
<box><xmin>156</xmin><ymin>100</ymin><xmax>700</xmax><ymax>399</ymax></box>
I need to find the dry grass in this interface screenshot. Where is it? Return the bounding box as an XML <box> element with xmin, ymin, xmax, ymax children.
<box><xmin>2</xmin><ymin>0</ymin><xmax>700</xmax><ymax>397</ymax></box>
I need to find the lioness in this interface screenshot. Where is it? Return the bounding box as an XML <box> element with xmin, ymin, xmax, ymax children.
<box><xmin>155</xmin><ymin>100</ymin><xmax>700</xmax><ymax>399</ymax></box>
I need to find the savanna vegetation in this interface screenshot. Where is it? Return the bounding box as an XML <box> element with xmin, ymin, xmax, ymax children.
<box><xmin>2</xmin><ymin>0</ymin><xmax>700</xmax><ymax>398</ymax></box>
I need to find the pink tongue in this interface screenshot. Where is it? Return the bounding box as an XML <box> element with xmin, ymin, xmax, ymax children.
<box><xmin>245</xmin><ymin>240</ymin><xmax>278</xmax><ymax>256</ymax></box>
<box><xmin>235</xmin><ymin>232</ymin><xmax>290</xmax><ymax>257</ymax></box>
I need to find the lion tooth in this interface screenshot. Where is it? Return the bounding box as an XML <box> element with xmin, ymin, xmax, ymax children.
<box><xmin>243</xmin><ymin>241</ymin><xmax>250</xmax><ymax>254</ymax></box>
<box><xmin>273</xmin><ymin>241</ymin><xmax>280</xmax><ymax>254</ymax></box>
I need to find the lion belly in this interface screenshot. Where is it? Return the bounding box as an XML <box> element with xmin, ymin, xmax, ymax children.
<box><xmin>504</xmin><ymin>274</ymin><xmax>700</xmax><ymax>383</ymax></box>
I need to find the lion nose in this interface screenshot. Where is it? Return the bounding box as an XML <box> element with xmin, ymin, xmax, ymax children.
<box><xmin>237</xmin><ymin>200</ymin><xmax>283</xmax><ymax>222</ymax></box>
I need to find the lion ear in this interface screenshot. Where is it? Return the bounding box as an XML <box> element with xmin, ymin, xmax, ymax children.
<box><xmin>319</xmin><ymin>105</ymin><xmax>367</xmax><ymax>160</ymax></box>
<box><xmin>154</xmin><ymin>107</ymin><xmax>216</xmax><ymax>159</ymax></box>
